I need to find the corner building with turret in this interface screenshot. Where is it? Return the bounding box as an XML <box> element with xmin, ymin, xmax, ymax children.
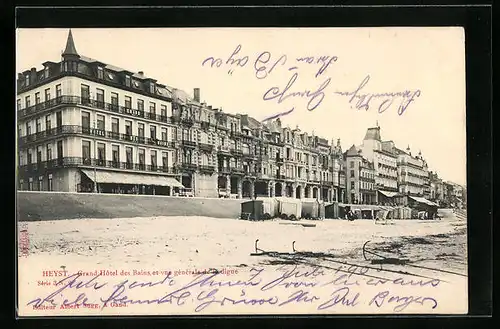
<box><xmin>16</xmin><ymin>30</ymin><xmax>347</xmax><ymax>202</ymax></box>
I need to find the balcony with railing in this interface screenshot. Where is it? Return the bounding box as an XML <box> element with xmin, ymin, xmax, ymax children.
<box><xmin>199</xmin><ymin>164</ymin><xmax>216</xmax><ymax>174</ymax></box>
<box><xmin>230</xmin><ymin>148</ymin><xmax>243</xmax><ymax>157</ymax></box>
<box><xmin>199</xmin><ymin>143</ymin><xmax>214</xmax><ymax>152</ymax></box>
<box><xmin>242</xmin><ymin>152</ymin><xmax>258</xmax><ymax>160</ymax></box>
<box><xmin>216</xmin><ymin>122</ymin><xmax>230</xmax><ymax>131</ymax></box>
<box><xmin>181</xmin><ymin>140</ymin><xmax>197</xmax><ymax>148</ymax></box>
<box><xmin>17</xmin><ymin>96</ymin><xmax>175</xmax><ymax>125</ymax></box>
<box><xmin>217</xmin><ymin>145</ymin><xmax>231</xmax><ymax>154</ymax></box>
<box><xmin>18</xmin><ymin>157</ymin><xmax>176</xmax><ymax>175</ymax></box>
<box><xmin>231</xmin><ymin>167</ymin><xmax>245</xmax><ymax>175</ymax></box>
<box><xmin>218</xmin><ymin>166</ymin><xmax>231</xmax><ymax>174</ymax></box>
<box><xmin>18</xmin><ymin>125</ymin><xmax>176</xmax><ymax>149</ymax></box>
<box><xmin>230</xmin><ymin>131</ymin><xmax>242</xmax><ymax>139</ymax></box>
<box><xmin>180</xmin><ymin>162</ymin><xmax>198</xmax><ymax>171</ymax></box>
<box><xmin>244</xmin><ymin>170</ymin><xmax>257</xmax><ymax>178</ymax></box>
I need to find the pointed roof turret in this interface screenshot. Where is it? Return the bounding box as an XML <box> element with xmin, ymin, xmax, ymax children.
<box><xmin>62</xmin><ymin>29</ymin><xmax>80</xmax><ymax>59</ymax></box>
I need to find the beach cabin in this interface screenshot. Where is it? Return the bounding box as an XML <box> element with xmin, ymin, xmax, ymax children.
<box><xmin>325</xmin><ymin>202</ymin><xmax>340</xmax><ymax>219</ymax></box>
<box><xmin>240</xmin><ymin>197</ymin><xmax>278</xmax><ymax>221</ymax></box>
<box><xmin>275</xmin><ymin>197</ymin><xmax>302</xmax><ymax>220</ymax></box>
<box><xmin>301</xmin><ymin>198</ymin><xmax>325</xmax><ymax>219</ymax></box>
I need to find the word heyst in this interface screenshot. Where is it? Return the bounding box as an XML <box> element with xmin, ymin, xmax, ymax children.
<box><xmin>27</xmin><ymin>264</ymin><xmax>441</xmax><ymax>314</ymax></box>
<box><xmin>201</xmin><ymin>44</ymin><xmax>421</xmax><ymax>121</ymax></box>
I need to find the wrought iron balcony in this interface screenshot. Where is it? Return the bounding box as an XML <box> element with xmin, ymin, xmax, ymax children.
<box><xmin>199</xmin><ymin>165</ymin><xmax>216</xmax><ymax>173</ymax></box>
<box><xmin>181</xmin><ymin>162</ymin><xmax>198</xmax><ymax>171</ymax></box>
<box><xmin>216</xmin><ymin>123</ymin><xmax>230</xmax><ymax>131</ymax></box>
<box><xmin>217</xmin><ymin>145</ymin><xmax>231</xmax><ymax>154</ymax></box>
<box><xmin>181</xmin><ymin>140</ymin><xmax>197</xmax><ymax>148</ymax></box>
<box><xmin>18</xmin><ymin>125</ymin><xmax>176</xmax><ymax>149</ymax></box>
<box><xmin>230</xmin><ymin>131</ymin><xmax>242</xmax><ymax>139</ymax></box>
<box><xmin>218</xmin><ymin>167</ymin><xmax>231</xmax><ymax>174</ymax></box>
<box><xmin>230</xmin><ymin>148</ymin><xmax>243</xmax><ymax>156</ymax></box>
<box><xmin>244</xmin><ymin>171</ymin><xmax>257</xmax><ymax>178</ymax></box>
<box><xmin>17</xmin><ymin>157</ymin><xmax>176</xmax><ymax>174</ymax></box>
<box><xmin>199</xmin><ymin>143</ymin><xmax>214</xmax><ymax>152</ymax></box>
<box><xmin>17</xmin><ymin>95</ymin><xmax>176</xmax><ymax>125</ymax></box>
<box><xmin>231</xmin><ymin>167</ymin><xmax>245</xmax><ymax>175</ymax></box>
<box><xmin>242</xmin><ymin>152</ymin><xmax>257</xmax><ymax>160</ymax></box>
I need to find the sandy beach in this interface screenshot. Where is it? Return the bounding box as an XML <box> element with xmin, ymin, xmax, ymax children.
<box><xmin>17</xmin><ymin>216</ymin><xmax>468</xmax><ymax>315</ymax></box>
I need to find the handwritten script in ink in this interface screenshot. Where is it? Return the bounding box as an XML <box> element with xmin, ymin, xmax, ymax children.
<box><xmin>201</xmin><ymin>44</ymin><xmax>422</xmax><ymax>121</ymax></box>
<box><xmin>26</xmin><ymin>264</ymin><xmax>442</xmax><ymax>314</ymax></box>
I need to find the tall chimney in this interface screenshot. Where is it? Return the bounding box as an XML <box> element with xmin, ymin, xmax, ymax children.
<box><xmin>193</xmin><ymin>88</ymin><xmax>200</xmax><ymax>102</ymax></box>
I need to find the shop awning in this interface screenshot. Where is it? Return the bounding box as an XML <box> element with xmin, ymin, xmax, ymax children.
<box><xmin>378</xmin><ymin>190</ymin><xmax>400</xmax><ymax>198</ymax></box>
<box><xmin>81</xmin><ymin>170</ymin><xmax>184</xmax><ymax>188</ymax></box>
<box><xmin>409</xmin><ymin>196</ymin><xmax>438</xmax><ymax>207</ymax></box>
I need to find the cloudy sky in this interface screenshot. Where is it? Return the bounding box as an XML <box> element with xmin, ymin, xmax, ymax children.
<box><xmin>16</xmin><ymin>28</ymin><xmax>466</xmax><ymax>185</ymax></box>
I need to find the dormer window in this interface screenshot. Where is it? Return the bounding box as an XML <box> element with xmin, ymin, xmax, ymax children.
<box><xmin>44</xmin><ymin>66</ymin><xmax>49</xmax><ymax>79</ymax></box>
<box><xmin>149</xmin><ymin>82</ymin><xmax>155</xmax><ymax>94</ymax></box>
<box><xmin>25</xmin><ymin>75</ymin><xmax>30</xmax><ymax>86</ymax></box>
<box><xmin>125</xmin><ymin>75</ymin><xmax>131</xmax><ymax>87</ymax></box>
<box><xmin>97</xmin><ymin>67</ymin><xmax>104</xmax><ymax>79</ymax></box>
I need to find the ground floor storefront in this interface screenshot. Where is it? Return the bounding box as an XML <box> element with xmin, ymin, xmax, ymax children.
<box><xmin>78</xmin><ymin>169</ymin><xmax>185</xmax><ymax>196</ymax></box>
<box><xmin>17</xmin><ymin>166</ymin><xmax>344</xmax><ymax>202</ymax></box>
<box><xmin>216</xmin><ymin>175</ymin><xmax>340</xmax><ymax>201</ymax></box>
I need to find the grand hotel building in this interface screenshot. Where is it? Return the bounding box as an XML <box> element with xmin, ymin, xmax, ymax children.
<box><xmin>17</xmin><ymin>30</ymin><xmax>347</xmax><ymax>202</ymax></box>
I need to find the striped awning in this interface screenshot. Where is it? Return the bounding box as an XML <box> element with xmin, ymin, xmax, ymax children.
<box><xmin>81</xmin><ymin>170</ymin><xmax>184</xmax><ymax>188</ymax></box>
<box><xmin>378</xmin><ymin>190</ymin><xmax>400</xmax><ymax>198</ymax></box>
<box><xmin>409</xmin><ymin>196</ymin><xmax>438</xmax><ymax>207</ymax></box>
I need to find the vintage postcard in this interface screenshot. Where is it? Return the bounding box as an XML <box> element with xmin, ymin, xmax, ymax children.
<box><xmin>16</xmin><ymin>27</ymin><xmax>467</xmax><ymax>316</ymax></box>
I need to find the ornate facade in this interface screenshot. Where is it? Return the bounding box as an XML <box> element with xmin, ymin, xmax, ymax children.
<box><xmin>16</xmin><ymin>30</ymin><xmax>347</xmax><ymax>202</ymax></box>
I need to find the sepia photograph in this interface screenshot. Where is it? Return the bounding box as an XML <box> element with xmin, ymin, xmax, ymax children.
<box><xmin>16</xmin><ymin>27</ymin><xmax>467</xmax><ymax>316</ymax></box>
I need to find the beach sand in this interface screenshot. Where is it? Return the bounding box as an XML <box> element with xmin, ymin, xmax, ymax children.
<box><xmin>17</xmin><ymin>216</ymin><xmax>468</xmax><ymax>315</ymax></box>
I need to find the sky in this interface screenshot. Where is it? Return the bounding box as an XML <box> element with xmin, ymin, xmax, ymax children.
<box><xmin>16</xmin><ymin>28</ymin><xmax>466</xmax><ymax>186</ymax></box>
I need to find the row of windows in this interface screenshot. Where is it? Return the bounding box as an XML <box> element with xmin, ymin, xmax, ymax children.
<box><xmin>17</xmin><ymin>84</ymin><xmax>63</xmax><ymax>110</ymax></box>
<box><xmin>19</xmin><ymin>141</ymin><xmax>63</xmax><ymax>165</ymax></box>
<box><xmin>19</xmin><ymin>174</ymin><xmax>53</xmax><ymax>192</ymax></box>
<box><xmin>80</xmin><ymin>84</ymin><xmax>170</xmax><ymax>115</ymax></box>
<box><xmin>350</xmin><ymin>181</ymin><xmax>375</xmax><ymax>190</ymax></box>
<box><xmin>82</xmin><ymin>111</ymin><xmax>177</xmax><ymax>141</ymax></box>
<box><xmin>361</xmin><ymin>171</ymin><xmax>375</xmax><ymax>180</ymax></box>
<box><xmin>285</xmin><ymin>148</ymin><xmax>325</xmax><ymax>165</ymax></box>
<box><xmin>82</xmin><ymin>140</ymin><xmax>172</xmax><ymax>167</ymax></box>
<box><xmin>349</xmin><ymin>169</ymin><xmax>376</xmax><ymax>179</ymax></box>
